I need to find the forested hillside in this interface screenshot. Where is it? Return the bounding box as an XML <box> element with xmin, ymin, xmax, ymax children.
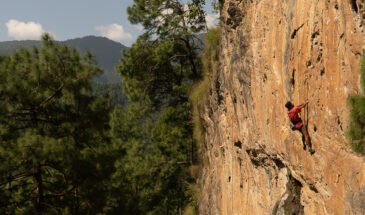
<box><xmin>0</xmin><ymin>36</ymin><xmax>127</xmax><ymax>83</ymax></box>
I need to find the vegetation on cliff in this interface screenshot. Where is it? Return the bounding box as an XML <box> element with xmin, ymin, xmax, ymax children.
<box><xmin>191</xmin><ymin>27</ymin><xmax>220</xmax><ymax>163</ymax></box>
<box><xmin>187</xmin><ymin>26</ymin><xmax>220</xmax><ymax>215</ymax></box>
<box><xmin>348</xmin><ymin>54</ymin><xmax>365</xmax><ymax>154</ymax></box>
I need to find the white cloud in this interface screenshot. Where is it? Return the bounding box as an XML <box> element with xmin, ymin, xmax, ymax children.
<box><xmin>6</xmin><ymin>19</ymin><xmax>49</xmax><ymax>40</ymax></box>
<box><xmin>206</xmin><ymin>13</ymin><xmax>219</xmax><ymax>28</ymax></box>
<box><xmin>95</xmin><ymin>24</ymin><xmax>132</xmax><ymax>41</ymax></box>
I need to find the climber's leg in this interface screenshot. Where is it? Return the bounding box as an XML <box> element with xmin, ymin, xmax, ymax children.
<box><xmin>300</xmin><ymin>125</ymin><xmax>315</xmax><ymax>154</ymax></box>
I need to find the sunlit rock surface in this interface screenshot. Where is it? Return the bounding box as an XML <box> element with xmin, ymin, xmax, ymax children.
<box><xmin>199</xmin><ymin>0</ymin><xmax>365</xmax><ymax>214</ymax></box>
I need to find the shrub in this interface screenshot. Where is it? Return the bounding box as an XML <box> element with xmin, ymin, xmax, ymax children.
<box><xmin>348</xmin><ymin>54</ymin><xmax>365</xmax><ymax>154</ymax></box>
<box><xmin>190</xmin><ymin>27</ymin><xmax>220</xmax><ymax>161</ymax></box>
<box><xmin>186</xmin><ymin>27</ymin><xmax>221</xmax><ymax>215</ymax></box>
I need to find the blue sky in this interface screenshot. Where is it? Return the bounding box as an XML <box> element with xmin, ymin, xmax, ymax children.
<box><xmin>0</xmin><ymin>0</ymin><xmax>217</xmax><ymax>46</ymax></box>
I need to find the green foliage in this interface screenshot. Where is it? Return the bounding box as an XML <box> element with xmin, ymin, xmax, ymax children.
<box><xmin>0</xmin><ymin>36</ymin><xmax>126</xmax><ymax>84</ymax></box>
<box><xmin>182</xmin><ymin>182</ymin><xmax>200</xmax><ymax>215</ymax></box>
<box><xmin>348</xmin><ymin>54</ymin><xmax>365</xmax><ymax>154</ymax></box>
<box><xmin>127</xmin><ymin>0</ymin><xmax>206</xmax><ymax>37</ymax></box>
<box><xmin>119</xmin><ymin>35</ymin><xmax>198</xmax><ymax>105</ymax></box>
<box><xmin>0</xmin><ymin>34</ymin><xmax>112</xmax><ymax>213</ymax></box>
<box><xmin>212</xmin><ymin>0</ymin><xmax>223</xmax><ymax>13</ymax></box>
<box><xmin>107</xmin><ymin>0</ymin><xmax>209</xmax><ymax>213</ymax></box>
<box><xmin>184</xmin><ymin>27</ymin><xmax>220</xmax><ymax>215</ymax></box>
<box><xmin>361</xmin><ymin>53</ymin><xmax>365</xmax><ymax>91</ymax></box>
<box><xmin>190</xmin><ymin>27</ymin><xmax>220</xmax><ymax>158</ymax></box>
<box><xmin>0</xmin><ymin>1</ymin><xmax>216</xmax><ymax>213</ymax></box>
<box><xmin>93</xmin><ymin>82</ymin><xmax>128</xmax><ymax>107</ymax></box>
<box><xmin>204</xmin><ymin>27</ymin><xmax>220</xmax><ymax>63</ymax></box>
<box><xmin>107</xmin><ymin>101</ymin><xmax>195</xmax><ymax>214</ymax></box>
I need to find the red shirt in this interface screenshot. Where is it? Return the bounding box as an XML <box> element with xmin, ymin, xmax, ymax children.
<box><xmin>288</xmin><ymin>105</ymin><xmax>303</xmax><ymax>129</ymax></box>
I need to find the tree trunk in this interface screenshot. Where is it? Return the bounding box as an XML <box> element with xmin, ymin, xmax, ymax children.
<box><xmin>183</xmin><ymin>37</ymin><xmax>199</xmax><ymax>79</ymax></box>
<box><xmin>34</xmin><ymin>163</ymin><xmax>44</xmax><ymax>213</ymax></box>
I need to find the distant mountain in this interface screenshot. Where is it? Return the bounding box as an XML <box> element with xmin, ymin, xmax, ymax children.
<box><xmin>64</xmin><ymin>36</ymin><xmax>127</xmax><ymax>83</ymax></box>
<box><xmin>0</xmin><ymin>36</ymin><xmax>127</xmax><ymax>83</ymax></box>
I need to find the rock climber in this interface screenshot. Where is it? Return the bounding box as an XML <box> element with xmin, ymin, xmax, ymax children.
<box><xmin>285</xmin><ymin>101</ymin><xmax>315</xmax><ymax>154</ymax></box>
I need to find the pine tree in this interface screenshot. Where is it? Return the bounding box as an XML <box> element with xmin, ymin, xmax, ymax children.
<box><xmin>0</xmin><ymin>34</ymin><xmax>112</xmax><ymax>214</ymax></box>
<box><xmin>127</xmin><ymin>0</ymin><xmax>206</xmax><ymax>80</ymax></box>
<box><xmin>108</xmin><ymin>0</ymin><xmax>207</xmax><ymax>213</ymax></box>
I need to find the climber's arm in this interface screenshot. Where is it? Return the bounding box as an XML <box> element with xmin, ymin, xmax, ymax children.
<box><xmin>298</xmin><ymin>101</ymin><xmax>309</xmax><ymax>108</ymax></box>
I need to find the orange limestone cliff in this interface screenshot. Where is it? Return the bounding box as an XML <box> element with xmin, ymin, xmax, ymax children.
<box><xmin>199</xmin><ymin>0</ymin><xmax>365</xmax><ymax>214</ymax></box>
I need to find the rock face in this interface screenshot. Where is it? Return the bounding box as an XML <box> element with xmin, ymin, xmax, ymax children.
<box><xmin>200</xmin><ymin>0</ymin><xmax>365</xmax><ymax>214</ymax></box>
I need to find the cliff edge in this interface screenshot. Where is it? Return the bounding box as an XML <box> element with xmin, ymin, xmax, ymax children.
<box><xmin>200</xmin><ymin>0</ymin><xmax>365</xmax><ymax>214</ymax></box>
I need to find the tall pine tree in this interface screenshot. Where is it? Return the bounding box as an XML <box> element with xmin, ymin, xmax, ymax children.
<box><xmin>0</xmin><ymin>34</ymin><xmax>112</xmax><ymax>214</ymax></box>
<box><xmin>109</xmin><ymin>0</ymin><xmax>207</xmax><ymax>214</ymax></box>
